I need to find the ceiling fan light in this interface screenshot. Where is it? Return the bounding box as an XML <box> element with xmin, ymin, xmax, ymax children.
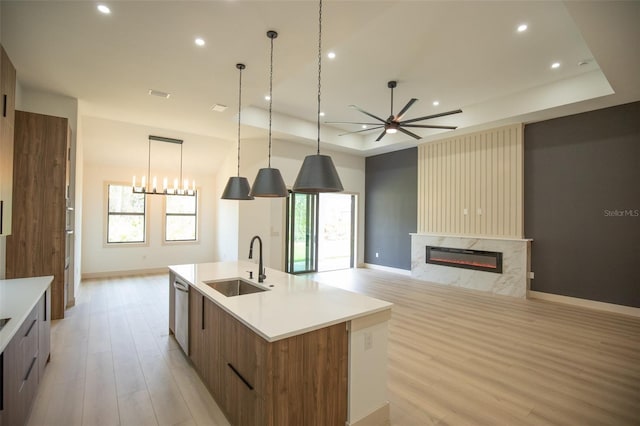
<box><xmin>221</xmin><ymin>176</ymin><xmax>254</xmax><ymax>200</ymax></box>
<box><xmin>386</xmin><ymin>128</ymin><xmax>398</xmax><ymax>134</ymax></box>
<box><xmin>250</xmin><ymin>167</ymin><xmax>288</xmax><ymax>197</ymax></box>
<box><xmin>293</xmin><ymin>154</ymin><xmax>343</xmax><ymax>193</ymax></box>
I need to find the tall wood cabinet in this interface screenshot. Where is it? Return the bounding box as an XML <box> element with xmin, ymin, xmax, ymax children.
<box><xmin>0</xmin><ymin>44</ymin><xmax>16</xmax><ymax>236</ymax></box>
<box><xmin>6</xmin><ymin>112</ymin><xmax>71</xmax><ymax>320</ymax></box>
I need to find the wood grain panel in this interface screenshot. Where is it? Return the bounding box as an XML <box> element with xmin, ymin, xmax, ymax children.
<box><xmin>417</xmin><ymin>124</ymin><xmax>523</xmax><ymax>238</ymax></box>
<box><xmin>263</xmin><ymin>322</ymin><xmax>348</xmax><ymax>426</ymax></box>
<box><xmin>7</xmin><ymin>111</ymin><xmax>69</xmax><ymax>319</ymax></box>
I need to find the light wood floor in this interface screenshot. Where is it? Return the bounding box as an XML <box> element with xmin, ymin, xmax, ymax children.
<box><xmin>311</xmin><ymin>269</ymin><xmax>640</xmax><ymax>426</ymax></box>
<box><xmin>27</xmin><ymin>269</ymin><xmax>640</xmax><ymax>425</ymax></box>
<box><xmin>27</xmin><ymin>275</ymin><xmax>230</xmax><ymax>426</ymax></box>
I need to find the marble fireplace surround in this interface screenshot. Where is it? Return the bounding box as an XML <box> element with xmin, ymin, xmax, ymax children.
<box><xmin>411</xmin><ymin>233</ymin><xmax>532</xmax><ymax>298</ymax></box>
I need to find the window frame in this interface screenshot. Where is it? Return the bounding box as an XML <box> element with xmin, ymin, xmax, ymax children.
<box><xmin>104</xmin><ymin>182</ymin><xmax>148</xmax><ymax>246</ymax></box>
<box><xmin>163</xmin><ymin>190</ymin><xmax>199</xmax><ymax>244</ymax></box>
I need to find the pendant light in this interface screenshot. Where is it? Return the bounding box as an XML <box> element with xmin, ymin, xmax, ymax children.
<box><xmin>250</xmin><ymin>30</ymin><xmax>288</xmax><ymax>198</ymax></box>
<box><xmin>221</xmin><ymin>63</ymin><xmax>254</xmax><ymax>200</ymax></box>
<box><xmin>293</xmin><ymin>0</ymin><xmax>343</xmax><ymax>193</ymax></box>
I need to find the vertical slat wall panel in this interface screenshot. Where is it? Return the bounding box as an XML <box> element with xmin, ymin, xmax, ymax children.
<box><xmin>417</xmin><ymin>124</ymin><xmax>523</xmax><ymax>238</ymax></box>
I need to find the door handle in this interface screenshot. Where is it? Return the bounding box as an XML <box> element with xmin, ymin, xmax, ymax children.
<box><xmin>173</xmin><ymin>281</ymin><xmax>189</xmax><ymax>292</ymax></box>
<box><xmin>227</xmin><ymin>363</ymin><xmax>254</xmax><ymax>390</ymax></box>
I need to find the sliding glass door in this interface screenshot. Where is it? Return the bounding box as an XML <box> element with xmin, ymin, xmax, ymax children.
<box><xmin>317</xmin><ymin>193</ymin><xmax>355</xmax><ymax>272</ymax></box>
<box><xmin>286</xmin><ymin>191</ymin><xmax>357</xmax><ymax>274</ymax></box>
<box><xmin>285</xmin><ymin>191</ymin><xmax>318</xmax><ymax>273</ymax></box>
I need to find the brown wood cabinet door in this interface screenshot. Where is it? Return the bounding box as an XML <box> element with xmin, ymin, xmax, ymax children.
<box><xmin>221</xmin><ymin>309</ymin><xmax>266</xmax><ymax>425</ymax></box>
<box><xmin>203</xmin><ymin>297</ymin><xmax>224</xmax><ymax>402</ymax></box>
<box><xmin>188</xmin><ymin>286</ymin><xmax>205</xmax><ymax>375</ymax></box>
<box><xmin>7</xmin><ymin>111</ymin><xmax>69</xmax><ymax>320</ymax></box>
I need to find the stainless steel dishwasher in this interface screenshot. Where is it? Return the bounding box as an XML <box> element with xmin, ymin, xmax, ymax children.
<box><xmin>173</xmin><ymin>277</ymin><xmax>189</xmax><ymax>355</ymax></box>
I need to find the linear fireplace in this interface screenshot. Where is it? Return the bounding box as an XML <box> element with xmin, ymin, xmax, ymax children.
<box><xmin>426</xmin><ymin>246</ymin><xmax>503</xmax><ymax>274</ymax></box>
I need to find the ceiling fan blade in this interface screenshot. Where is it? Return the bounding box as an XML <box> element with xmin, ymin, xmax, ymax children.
<box><xmin>349</xmin><ymin>105</ymin><xmax>387</xmax><ymax>123</ymax></box>
<box><xmin>398</xmin><ymin>127</ymin><xmax>422</xmax><ymax>140</ymax></box>
<box><xmin>325</xmin><ymin>121</ymin><xmax>382</xmax><ymax>126</ymax></box>
<box><xmin>375</xmin><ymin>129</ymin><xmax>387</xmax><ymax>142</ymax></box>
<box><xmin>338</xmin><ymin>126</ymin><xmax>384</xmax><ymax>136</ymax></box>
<box><xmin>400</xmin><ymin>108</ymin><xmax>463</xmax><ymax>124</ymax></box>
<box><xmin>403</xmin><ymin>124</ymin><xmax>458</xmax><ymax>130</ymax></box>
<box><xmin>395</xmin><ymin>98</ymin><xmax>418</xmax><ymax>121</ymax></box>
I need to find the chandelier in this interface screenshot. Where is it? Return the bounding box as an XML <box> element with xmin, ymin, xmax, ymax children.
<box><xmin>132</xmin><ymin>135</ymin><xmax>196</xmax><ymax>196</ymax></box>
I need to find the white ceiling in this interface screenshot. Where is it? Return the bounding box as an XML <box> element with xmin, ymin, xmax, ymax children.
<box><xmin>1</xmin><ymin>1</ymin><xmax>639</xmax><ymax>159</ymax></box>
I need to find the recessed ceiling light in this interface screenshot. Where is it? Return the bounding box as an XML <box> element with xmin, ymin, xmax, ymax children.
<box><xmin>362</xmin><ymin>125</ymin><xmax>367</xmax><ymax>129</ymax></box>
<box><xmin>517</xmin><ymin>24</ymin><xmax>528</xmax><ymax>32</ymax></box>
<box><xmin>148</xmin><ymin>89</ymin><xmax>171</xmax><ymax>99</ymax></box>
<box><xmin>327</xmin><ymin>52</ymin><xmax>336</xmax><ymax>59</ymax></box>
<box><xmin>551</xmin><ymin>62</ymin><xmax>561</xmax><ymax>69</ymax></box>
<box><xmin>195</xmin><ymin>38</ymin><xmax>205</xmax><ymax>47</ymax></box>
<box><xmin>264</xmin><ymin>95</ymin><xmax>270</xmax><ymax>101</ymax></box>
<box><xmin>319</xmin><ymin>112</ymin><xmax>325</xmax><ymax>117</ymax></box>
<box><xmin>211</xmin><ymin>104</ymin><xmax>228</xmax><ymax>112</ymax></box>
<box><xmin>432</xmin><ymin>101</ymin><xmax>440</xmax><ymax>106</ymax></box>
<box><xmin>97</xmin><ymin>4</ymin><xmax>111</xmax><ymax>14</ymax></box>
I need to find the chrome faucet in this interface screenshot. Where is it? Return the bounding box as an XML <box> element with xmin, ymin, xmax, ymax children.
<box><xmin>248</xmin><ymin>235</ymin><xmax>266</xmax><ymax>283</ymax></box>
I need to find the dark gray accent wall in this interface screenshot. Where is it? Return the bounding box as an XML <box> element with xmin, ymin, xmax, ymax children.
<box><xmin>365</xmin><ymin>147</ymin><xmax>417</xmax><ymax>270</ymax></box>
<box><xmin>524</xmin><ymin>101</ymin><xmax>640</xmax><ymax>307</ymax></box>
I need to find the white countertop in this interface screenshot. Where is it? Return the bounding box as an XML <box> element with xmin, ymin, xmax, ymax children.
<box><xmin>170</xmin><ymin>261</ymin><xmax>392</xmax><ymax>342</ymax></box>
<box><xmin>0</xmin><ymin>276</ymin><xmax>53</xmax><ymax>353</ymax></box>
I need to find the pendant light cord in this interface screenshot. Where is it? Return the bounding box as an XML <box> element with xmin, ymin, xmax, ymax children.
<box><xmin>268</xmin><ymin>33</ymin><xmax>275</xmax><ymax>168</ymax></box>
<box><xmin>316</xmin><ymin>0</ymin><xmax>322</xmax><ymax>155</ymax></box>
<box><xmin>237</xmin><ymin>64</ymin><xmax>243</xmax><ymax>177</ymax></box>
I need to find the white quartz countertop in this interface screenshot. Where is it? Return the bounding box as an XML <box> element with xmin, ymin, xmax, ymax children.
<box><xmin>169</xmin><ymin>261</ymin><xmax>392</xmax><ymax>342</ymax></box>
<box><xmin>0</xmin><ymin>276</ymin><xmax>53</xmax><ymax>353</ymax></box>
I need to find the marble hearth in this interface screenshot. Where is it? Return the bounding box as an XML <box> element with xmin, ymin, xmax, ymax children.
<box><xmin>411</xmin><ymin>233</ymin><xmax>532</xmax><ymax>298</ymax></box>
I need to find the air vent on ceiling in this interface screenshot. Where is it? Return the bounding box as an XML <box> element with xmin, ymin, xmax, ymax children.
<box><xmin>211</xmin><ymin>104</ymin><xmax>228</xmax><ymax>112</ymax></box>
<box><xmin>148</xmin><ymin>89</ymin><xmax>171</xmax><ymax>99</ymax></box>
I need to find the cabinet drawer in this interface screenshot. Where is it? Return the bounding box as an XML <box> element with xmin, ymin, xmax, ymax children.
<box><xmin>222</xmin><ymin>311</ymin><xmax>266</xmax><ymax>395</ymax></box>
<box><xmin>19</xmin><ymin>311</ymin><xmax>39</xmax><ymax>380</ymax></box>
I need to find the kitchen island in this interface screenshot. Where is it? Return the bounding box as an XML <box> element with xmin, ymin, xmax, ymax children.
<box><xmin>169</xmin><ymin>261</ymin><xmax>392</xmax><ymax>426</ymax></box>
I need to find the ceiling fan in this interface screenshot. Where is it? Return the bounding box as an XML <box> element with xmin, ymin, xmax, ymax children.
<box><xmin>326</xmin><ymin>81</ymin><xmax>462</xmax><ymax>142</ymax></box>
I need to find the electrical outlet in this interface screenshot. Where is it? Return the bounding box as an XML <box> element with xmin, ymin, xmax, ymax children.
<box><xmin>529</xmin><ymin>272</ymin><xmax>535</xmax><ymax>279</ymax></box>
<box><xmin>477</xmin><ymin>208</ymin><xmax>482</xmax><ymax>215</ymax></box>
<box><xmin>463</xmin><ymin>208</ymin><xmax>468</xmax><ymax>215</ymax></box>
<box><xmin>364</xmin><ymin>332</ymin><xmax>373</xmax><ymax>350</ymax></box>
<box><xmin>375</xmin><ymin>252</ymin><xmax>379</xmax><ymax>258</ymax></box>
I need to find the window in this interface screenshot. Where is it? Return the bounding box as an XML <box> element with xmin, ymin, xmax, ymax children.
<box><xmin>165</xmin><ymin>193</ymin><xmax>197</xmax><ymax>241</ymax></box>
<box><xmin>107</xmin><ymin>184</ymin><xmax>146</xmax><ymax>243</ymax></box>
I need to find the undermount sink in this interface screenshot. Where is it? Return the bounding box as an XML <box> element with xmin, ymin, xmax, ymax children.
<box><xmin>204</xmin><ymin>279</ymin><xmax>267</xmax><ymax>297</ymax></box>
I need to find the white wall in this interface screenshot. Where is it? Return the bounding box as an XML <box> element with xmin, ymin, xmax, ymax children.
<box><xmin>215</xmin><ymin>144</ymin><xmax>240</xmax><ymax>262</ymax></box>
<box><xmin>82</xmin><ymin>163</ymin><xmax>217</xmax><ymax>275</ymax></box>
<box><xmin>81</xmin><ymin>117</ymin><xmax>219</xmax><ymax>276</ymax></box>
<box><xmin>231</xmin><ymin>138</ymin><xmax>366</xmax><ymax>270</ymax></box>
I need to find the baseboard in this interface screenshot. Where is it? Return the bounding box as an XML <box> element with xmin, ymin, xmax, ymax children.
<box><xmin>349</xmin><ymin>402</ymin><xmax>390</xmax><ymax>426</ymax></box>
<box><xmin>362</xmin><ymin>263</ymin><xmax>411</xmax><ymax>276</ymax></box>
<box><xmin>82</xmin><ymin>267</ymin><xmax>169</xmax><ymax>280</ymax></box>
<box><xmin>528</xmin><ymin>290</ymin><xmax>640</xmax><ymax>318</ymax></box>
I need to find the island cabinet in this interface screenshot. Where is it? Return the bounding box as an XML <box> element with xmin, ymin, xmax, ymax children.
<box><xmin>188</xmin><ymin>286</ymin><xmax>348</xmax><ymax>426</ymax></box>
<box><xmin>188</xmin><ymin>285</ymin><xmax>206</xmax><ymax>374</ymax></box>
